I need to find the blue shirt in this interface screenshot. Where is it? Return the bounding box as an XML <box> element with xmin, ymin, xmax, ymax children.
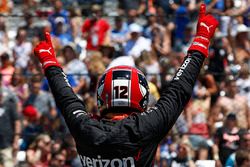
<box><xmin>124</xmin><ymin>40</ymin><xmax>136</xmax><ymax>56</ymax></box>
<box><xmin>111</xmin><ymin>23</ymin><xmax>129</xmax><ymax>41</ymax></box>
<box><xmin>41</xmin><ymin>75</ymin><xmax>77</xmax><ymax>92</ymax></box>
<box><xmin>48</xmin><ymin>9</ymin><xmax>70</xmax><ymax>34</ymax></box>
<box><xmin>225</xmin><ymin>153</ymin><xmax>235</xmax><ymax>167</ymax></box>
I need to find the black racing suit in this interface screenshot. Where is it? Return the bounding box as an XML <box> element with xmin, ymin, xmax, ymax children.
<box><xmin>45</xmin><ymin>51</ymin><xmax>205</xmax><ymax>166</ymax></box>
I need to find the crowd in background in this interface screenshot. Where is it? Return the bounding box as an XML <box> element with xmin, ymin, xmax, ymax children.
<box><xmin>0</xmin><ymin>0</ymin><xmax>250</xmax><ymax>167</ymax></box>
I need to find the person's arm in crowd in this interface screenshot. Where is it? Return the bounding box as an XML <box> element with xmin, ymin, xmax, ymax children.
<box><xmin>103</xmin><ymin>30</ymin><xmax>111</xmax><ymax>46</ymax></box>
<box><xmin>136</xmin><ymin>0</ymin><xmax>146</xmax><ymax>15</ymax></box>
<box><xmin>212</xmin><ymin>144</ymin><xmax>222</xmax><ymax>167</ymax></box>
<box><xmin>13</xmin><ymin>120</ymin><xmax>21</xmax><ymax>155</ymax></box>
<box><xmin>50</xmin><ymin>107</ymin><xmax>58</xmax><ymax>118</ymax></box>
<box><xmin>247</xmin><ymin>103</ymin><xmax>250</xmax><ymax>129</ymax></box>
<box><xmin>8</xmin><ymin>96</ymin><xmax>21</xmax><ymax>157</ymax></box>
<box><xmin>225</xmin><ymin>0</ymin><xmax>249</xmax><ymax>16</ymax></box>
<box><xmin>48</xmin><ymin>93</ymin><xmax>58</xmax><ymax>118</ymax></box>
<box><xmin>185</xmin><ymin>103</ymin><xmax>193</xmax><ymax>130</ymax></box>
<box><xmin>213</xmin><ymin>129</ymin><xmax>222</xmax><ymax>167</ymax></box>
<box><xmin>204</xmin><ymin>73</ymin><xmax>217</xmax><ymax>96</ymax></box>
<box><xmin>103</xmin><ymin>20</ymin><xmax>111</xmax><ymax>46</ymax></box>
<box><xmin>153</xmin><ymin>24</ymin><xmax>172</xmax><ymax>56</ymax></box>
<box><xmin>170</xmin><ymin>0</ymin><xmax>196</xmax><ymax>12</ymax></box>
<box><xmin>186</xmin><ymin>144</ymin><xmax>196</xmax><ymax>167</ymax></box>
<box><xmin>81</xmin><ymin>20</ymin><xmax>91</xmax><ymax>40</ymax></box>
<box><xmin>202</xmin><ymin>0</ymin><xmax>218</xmax><ymax>12</ymax></box>
<box><xmin>162</xmin><ymin>23</ymin><xmax>174</xmax><ymax>55</ymax></box>
<box><xmin>187</xmin><ymin>0</ymin><xmax>196</xmax><ymax>12</ymax></box>
<box><xmin>209</xmin><ymin>99</ymin><xmax>224</xmax><ymax>133</ymax></box>
<box><xmin>209</xmin><ymin>0</ymin><xmax>224</xmax><ymax>15</ymax></box>
<box><xmin>169</xmin><ymin>0</ymin><xmax>179</xmax><ymax>11</ymax></box>
<box><xmin>72</xmin><ymin>78</ymin><xmax>86</xmax><ymax>93</ymax></box>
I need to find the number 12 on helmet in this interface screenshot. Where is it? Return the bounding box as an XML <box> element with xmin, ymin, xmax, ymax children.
<box><xmin>97</xmin><ymin>66</ymin><xmax>149</xmax><ymax>116</ymax></box>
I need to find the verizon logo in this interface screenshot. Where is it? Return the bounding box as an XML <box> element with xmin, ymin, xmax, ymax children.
<box><xmin>79</xmin><ymin>155</ymin><xmax>135</xmax><ymax>167</ymax></box>
<box><xmin>174</xmin><ymin>57</ymin><xmax>192</xmax><ymax>80</ymax></box>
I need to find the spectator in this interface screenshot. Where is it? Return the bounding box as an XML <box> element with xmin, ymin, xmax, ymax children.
<box><xmin>207</xmin><ymin>37</ymin><xmax>228</xmax><ymax>82</ymax></box>
<box><xmin>215</xmin><ymin>113</ymin><xmax>241</xmax><ymax>165</ymax></box>
<box><xmin>13</xmin><ymin>28</ymin><xmax>32</xmax><ymax>69</ymax></box>
<box><xmin>10</xmin><ymin>68</ymin><xmax>29</xmax><ymax>106</ymax></box>
<box><xmin>170</xmin><ymin>0</ymin><xmax>195</xmax><ymax>51</ymax></box>
<box><xmin>110</xmin><ymin>16</ymin><xmax>129</xmax><ymax>48</ymax></box>
<box><xmin>48</xmin><ymin>0</ymin><xmax>70</xmax><ymax>36</ymax></box>
<box><xmin>24</xmin><ymin>76</ymin><xmax>57</xmax><ymax>117</ymax></box>
<box><xmin>81</xmin><ymin>4</ymin><xmax>110</xmax><ymax>51</ymax></box>
<box><xmin>21</xmin><ymin>12</ymin><xmax>40</xmax><ymax>42</ymax></box>
<box><xmin>171</xmin><ymin>136</ymin><xmax>196</xmax><ymax>167</ymax></box>
<box><xmin>21</xmin><ymin>105</ymin><xmax>42</xmax><ymax>151</ymax></box>
<box><xmin>186</xmin><ymin>79</ymin><xmax>211</xmax><ymax>141</ymax></box>
<box><xmin>62</xmin><ymin>44</ymin><xmax>90</xmax><ymax>93</ymax></box>
<box><xmin>137</xmin><ymin>50</ymin><xmax>161</xmax><ymax>87</ymax></box>
<box><xmin>212</xmin><ymin>79</ymin><xmax>250</xmax><ymax>129</ymax></box>
<box><xmin>236</xmin><ymin>64</ymin><xmax>250</xmax><ymax>107</ymax></box>
<box><xmin>84</xmin><ymin>51</ymin><xmax>105</xmax><ymax>93</ymax></box>
<box><xmin>51</xmin><ymin>17</ymin><xmax>73</xmax><ymax>46</ymax></box>
<box><xmin>126</xmin><ymin>9</ymin><xmax>138</xmax><ymax>25</ymax></box>
<box><xmin>187</xmin><ymin>72</ymin><xmax>218</xmax><ymax>137</ymax></box>
<box><xmin>26</xmin><ymin>134</ymin><xmax>52</xmax><ymax>167</ymax></box>
<box><xmin>41</xmin><ymin>56</ymin><xmax>78</xmax><ymax>93</ymax></box>
<box><xmin>218</xmin><ymin>0</ymin><xmax>238</xmax><ymax>37</ymax></box>
<box><xmin>0</xmin><ymin>53</ymin><xmax>15</xmax><ymax>87</ymax></box>
<box><xmin>0</xmin><ymin>17</ymin><xmax>10</xmax><ymax>56</ymax></box>
<box><xmin>0</xmin><ymin>0</ymin><xmax>13</xmax><ymax>14</ymax></box>
<box><xmin>144</xmin><ymin>13</ymin><xmax>172</xmax><ymax>56</ymax></box>
<box><xmin>68</xmin><ymin>8</ymin><xmax>83</xmax><ymax>41</ymax></box>
<box><xmin>194</xmin><ymin>146</ymin><xmax>215</xmax><ymax>167</ymax></box>
<box><xmin>148</xmin><ymin>81</ymin><xmax>160</xmax><ymax>101</ymax></box>
<box><xmin>49</xmin><ymin>150</ymin><xmax>67</xmax><ymax>167</ymax></box>
<box><xmin>235</xmin><ymin>150</ymin><xmax>250</xmax><ymax>167</ymax></box>
<box><xmin>0</xmin><ymin>83</ymin><xmax>20</xmax><ymax>167</ymax></box>
<box><xmin>225</xmin><ymin>129</ymin><xmax>250</xmax><ymax>167</ymax></box>
<box><xmin>233</xmin><ymin>24</ymin><xmax>250</xmax><ymax>64</ymax></box>
<box><xmin>118</xmin><ymin>0</ymin><xmax>147</xmax><ymax>16</ymax></box>
<box><xmin>124</xmin><ymin>23</ymin><xmax>151</xmax><ymax>58</ymax></box>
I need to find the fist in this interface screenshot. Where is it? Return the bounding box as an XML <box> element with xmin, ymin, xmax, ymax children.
<box><xmin>34</xmin><ymin>31</ymin><xmax>61</xmax><ymax>70</ymax></box>
<box><xmin>196</xmin><ymin>4</ymin><xmax>219</xmax><ymax>40</ymax></box>
<box><xmin>188</xmin><ymin>4</ymin><xmax>219</xmax><ymax>57</ymax></box>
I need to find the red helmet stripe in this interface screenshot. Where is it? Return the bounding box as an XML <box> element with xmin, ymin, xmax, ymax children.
<box><xmin>130</xmin><ymin>68</ymin><xmax>143</xmax><ymax>111</ymax></box>
<box><xmin>102</xmin><ymin>69</ymin><xmax>113</xmax><ymax>109</ymax></box>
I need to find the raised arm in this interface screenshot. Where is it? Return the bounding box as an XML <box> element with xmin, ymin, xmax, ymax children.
<box><xmin>34</xmin><ymin>32</ymin><xmax>89</xmax><ymax>137</ymax></box>
<box><xmin>138</xmin><ymin>4</ymin><xmax>219</xmax><ymax>139</ymax></box>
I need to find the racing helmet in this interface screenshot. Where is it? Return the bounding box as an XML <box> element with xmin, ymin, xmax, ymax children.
<box><xmin>97</xmin><ymin>66</ymin><xmax>149</xmax><ymax>115</ymax></box>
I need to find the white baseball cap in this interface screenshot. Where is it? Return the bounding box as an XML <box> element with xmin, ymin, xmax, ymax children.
<box><xmin>237</xmin><ymin>24</ymin><xmax>250</xmax><ymax>34</ymax></box>
<box><xmin>129</xmin><ymin>23</ymin><xmax>143</xmax><ymax>33</ymax></box>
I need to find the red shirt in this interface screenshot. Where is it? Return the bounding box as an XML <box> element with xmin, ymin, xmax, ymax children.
<box><xmin>82</xmin><ymin>18</ymin><xmax>110</xmax><ymax>50</ymax></box>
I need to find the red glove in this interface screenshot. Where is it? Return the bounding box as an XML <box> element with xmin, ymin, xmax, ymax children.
<box><xmin>34</xmin><ymin>31</ymin><xmax>61</xmax><ymax>70</ymax></box>
<box><xmin>188</xmin><ymin>4</ymin><xmax>219</xmax><ymax>57</ymax></box>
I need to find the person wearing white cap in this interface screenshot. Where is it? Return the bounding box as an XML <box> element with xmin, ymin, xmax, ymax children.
<box><xmin>234</xmin><ymin>24</ymin><xmax>250</xmax><ymax>64</ymax></box>
<box><xmin>123</xmin><ymin>23</ymin><xmax>151</xmax><ymax>58</ymax></box>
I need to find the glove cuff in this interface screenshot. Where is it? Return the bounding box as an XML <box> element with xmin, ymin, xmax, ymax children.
<box><xmin>188</xmin><ymin>36</ymin><xmax>209</xmax><ymax>57</ymax></box>
<box><xmin>43</xmin><ymin>61</ymin><xmax>61</xmax><ymax>70</ymax></box>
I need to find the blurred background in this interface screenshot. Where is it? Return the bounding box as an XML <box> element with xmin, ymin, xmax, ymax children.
<box><xmin>0</xmin><ymin>0</ymin><xmax>249</xmax><ymax>167</ymax></box>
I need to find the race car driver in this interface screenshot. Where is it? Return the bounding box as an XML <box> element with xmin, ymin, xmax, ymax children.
<box><xmin>34</xmin><ymin>4</ymin><xmax>218</xmax><ymax>167</ymax></box>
